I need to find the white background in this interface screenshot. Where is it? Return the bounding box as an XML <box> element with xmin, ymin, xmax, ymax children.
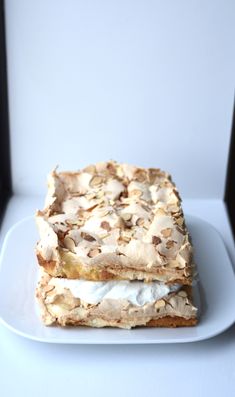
<box><xmin>5</xmin><ymin>0</ymin><xmax>235</xmax><ymax>198</ymax></box>
<box><xmin>1</xmin><ymin>1</ymin><xmax>235</xmax><ymax>397</ymax></box>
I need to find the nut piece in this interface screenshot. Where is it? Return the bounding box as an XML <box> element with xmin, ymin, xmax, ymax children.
<box><xmin>64</xmin><ymin>236</ymin><xmax>76</xmax><ymax>252</ymax></box>
<box><xmin>134</xmin><ymin>169</ymin><xmax>146</xmax><ymax>182</ymax></box>
<box><xmin>88</xmin><ymin>248</ymin><xmax>101</xmax><ymax>258</ymax></box>
<box><xmin>120</xmin><ymin>230</ymin><xmax>133</xmax><ymax>242</ymax></box>
<box><xmin>136</xmin><ymin>217</ymin><xmax>145</xmax><ymax>226</ymax></box>
<box><xmin>166</xmin><ymin>240</ymin><xmax>176</xmax><ymax>249</ymax></box>
<box><xmin>161</xmin><ymin>228</ymin><xmax>172</xmax><ymax>238</ymax></box>
<box><xmin>155</xmin><ymin>299</ymin><xmax>166</xmax><ymax>309</ymax></box>
<box><xmin>96</xmin><ymin>190</ymin><xmax>105</xmax><ymax>199</ymax></box>
<box><xmin>44</xmin><ymin>285</ymin><xmax>55</xmax><ymax>293</ymax></box>
<box><xmin>178</xmin><ymin>290</ymin><xmax>187</xmax><ymax>297</ymax></box>
<box><xmin>89</xmin><ymin>176</ymin><xmax>103</xmax><ymax>187</ymax></box>
<box><xmin>152</xmin><ymin>235</ymin><xmax>162</xmax><ymax>245</ymax></box>
<box><xmin>81</xmin><ymin>232</ymin><xmax>96</xmax><ymax>242</ymax></box>
<box><xmin>67</xmin><ymin>219</ymin><xmax>84</xmax><ymax>227</ymax></box>
<box><xmin>100</xmin><ymin>221</ymin><xmax>111</xmax><ymax>231</ymax></box>
<box><xmin>129</xmin><ymin>189</ymin><xmax>142</xmax><ymax>198</ymax></box>
<box><xmin>175</xmin><ymin>216</ymin><xmax>184</xmax><ymax>227</ymax></box>
<box><xmin>83</xmin><ymin>164</ymin><xmax>96</xmax><ymax>174</ymax></box>
<box><xmin>121</xmin><ymin>213</ymin><xmax>132</xmax><ymax>221</ymax></box>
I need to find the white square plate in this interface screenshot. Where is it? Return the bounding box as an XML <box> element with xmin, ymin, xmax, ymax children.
<box><xmin>0</xmin><ymin>215</ymin><xmax>235</xmax><ymax>344</ymax></box>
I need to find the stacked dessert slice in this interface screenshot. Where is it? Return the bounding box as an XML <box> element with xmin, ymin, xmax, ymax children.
<box><xmin>35</xmin><ymin>161</ymin><xmax>197</xmax><ymax>328</ymax></box>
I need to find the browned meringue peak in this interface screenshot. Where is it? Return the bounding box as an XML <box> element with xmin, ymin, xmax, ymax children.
<box><xmin>36</xmin><ymin>161</ymin><xmax>192</xmax><ymax>273</ymax></box>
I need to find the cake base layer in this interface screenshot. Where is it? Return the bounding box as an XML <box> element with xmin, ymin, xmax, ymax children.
<box><xmin>146</xmin><ymin>316</ymin><xmax>197</xmax><ymax>327</ymax></box>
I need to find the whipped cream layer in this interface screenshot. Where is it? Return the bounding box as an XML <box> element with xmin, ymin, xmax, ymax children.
<box><xmin>49</xmin><ymin>278</ymin><xmax>181</xmax><ymax>306</ymax></box>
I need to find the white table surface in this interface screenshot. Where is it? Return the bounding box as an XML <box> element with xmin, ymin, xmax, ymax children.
<box><xmin>0</xmin><ymin>195</ymin><xmax>235</xmax><ymax>397</ymax></box>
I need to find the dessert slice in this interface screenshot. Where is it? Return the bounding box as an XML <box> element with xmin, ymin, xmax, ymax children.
<box><xmin>35</xmin><ymin>161</ymin><xmax>194</xmax><ymax>284</ymax></box>
<box><xmin>36</xmin><ymin>271</ymin><xmax>197</xmax><ymax>329</ymax></box>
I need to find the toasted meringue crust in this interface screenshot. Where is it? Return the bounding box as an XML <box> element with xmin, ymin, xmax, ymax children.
<box><xmin>36</xmin><ymin>161</ymin><xmax>194</xmax><ymax>283</ymax></box>
<box><xmin>36</xmin><ymin>272</ymin><xmax>197</xmax><ymax>329</ymax></box>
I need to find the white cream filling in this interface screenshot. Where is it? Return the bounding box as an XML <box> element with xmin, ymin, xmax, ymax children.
<box><xmin>49</xmin><ymin>278</ymin><xmax>181</xmax><ymax>306</ymax></box>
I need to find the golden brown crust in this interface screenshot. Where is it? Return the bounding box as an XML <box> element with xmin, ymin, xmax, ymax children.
<box><xmin>51</xmin><ymin>316</ymin><xmax>197</xmax><ymax>328</ymax></box>
<box><xmin>146</xmin><ymin>316</ymin><xmax>197</xmax><ymax>328</ymax></box>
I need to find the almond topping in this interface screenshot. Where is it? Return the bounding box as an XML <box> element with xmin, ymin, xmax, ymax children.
<box><xmin>155</xmin><ymin>299</ymin><xmax>165</xmax><ymax>309</ymax></box>
<box><xmin>121</xmin><ymin>213</ymin><xmax>132</xmax><ymax>221</ymax></box>
<box><xmin>89</xmin><ymin>176</ymin><xmax>103</xmax><ymax>187</ymax></box>
<box><xmin>81</xmin><ymin>232</ymin><xmax>96</xmax><ymax>242</ymax></box>
<box><xmin>166</xmin><ymin>240</ymin><xmax>176</xmax><ymax>249</ymax></box>
<box><xmin>100</xmin><ymin>221</ymin><xmax>111</xmax><ymax>231</ymax></box>
<box><xmin>64</xmin><ymin>236</ymin><xmax>76</xmax><ymax>252</ymax></box>
<box><xmin>136</xmin><ymin>217</ymin><xmax>145</xmax><ymax>226</ymax></box>
<box><xmin>176</xmin><ymin>226</ymin><xmax>184</xmax><ymax>234</ymax></box>
<box><xmin>175</xmin><ymin>217</ymin><xmax>184</xmax><ymax>226</ymax></box>
<box><xmin>178</xmin><ymin>291</ymin><xmax>187</xmax><ymax>298</ymax></box>
<box><xmin>134</xmin><ymin>169</ymin><xmax>146</xmax><ymax>182</ymax></box>
<box><xmin>120</xmin><ymin>230</ymin><xmax>133</xmax><ymax>242</ymax></box>
<box><xmin>129</xmin><ymin>189</ymin><xmax>142</xmax><ymax>198</ymax></box>
<box><xmin>152</xmin><ymin>235</ymin><xmax>162</xmax><ymax>245</ymax></box>
<box><xmin>67</xmin><ymin>219</ymin><xmax>84</xmax><ymax>226</ymax></box>
<box><xmin>88</xmin><ymin>248</ymin><xmax>101</xmax><ymax>258</ymax></box>
<box><xmin>86</xmin><ymin>192</ymin><xmax>96</xmax><ymax>200</ymax></box>
<box><xmin>83</xmin><ymin>165</ymin><xmax>96</xmax><ymax>174</ymax></box>
<box><xmin>44</xmin><ymin>285</ymin><xmax>55</xmax><ymax>293</ymax></box>
<box><xmin>96</xmin><ymin>191</ymin><xmax>105</xmax><ymax>199</ymax></box>
<box><xmin>161</xmin><ymin>228</ymin><xmax>172</xmax><ymax>238</ymax></box>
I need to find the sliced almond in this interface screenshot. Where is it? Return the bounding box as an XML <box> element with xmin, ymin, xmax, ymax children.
<box><xmin>119</xmin><ymin>236</ymin><xmax>131</xmax><ymax>243</ymax></box>
<box><xmin>96</xmin><ymin>190</ymin><xmax>105</xmax><ymax>199</ymax></box>
<box><xmin>100</xmin><ymin>221</ymin><xmax>111</xmax><ymax>231</ymax></box>
<box><xmin>106</xmin><ymin>162</ymin><xmax>117</xmax><ymax>175</ymax></box>
<box><xmin>88</xmin><ymin>248</ymin><xmax>101</xmax><ymax>258</ymax></box>
<box><xmin>114</xmin><ymin>217</ymin><xmax>125</xmax><ymax>229</ymax></box>
<box><xmin>121</xmin><ymin>213</ymin><xmax>132</xmax><ymax>221</ymax></box>
<box><xmin>67</xmin><ymin>219</ymin><xmax>84</xmax><ymax>227</ymax></box>
<box><xmin>90</xmin><ymin>176</ymin><xmax>103</xmax><ymax>187</ymax></box>
<box><xmin>97</xmin><ymin>209</ymin><xmax>110</xmax><ymax>217</ymax></box>
<box><xmin>99</xmin><ymin>233</ymin><xmax>109</xmax><ymax>239</ymax></box>
<box><xmin>176</xmin><ymin>226</ymin><xmax>184</xmax><ymax>234</ymax></box>
<box><xmin>178</xmin><ymin>290</ymin><xmax>187</xmax><ymax>298</ymax></box>
<box><xmin>154</xmin><ymin>208</ymin><xmax>166</xmax><ymax>216</ymax></box>
<box><xmin>86</xmin><ymin>192</ymin><xmax>96</xmax><ymax>200</ymax></box>
<box><xmin>136</xmin><ymin>217</ymin><xmax>145</xmax><ymax>226</ymax></box>
<box><xmin>120</xmin><ymin>230</ymin><xmax>133</xmax><ymax>242</ymax></box>
<box><xmin>134</xmin><ymin>169</ymin><xmax>146</xmax><ymax>182</ymax></box>
<box><xmin>44</xmin><ymin>285</ymin><xmax>55</xmax><ymax>293</ymax></box>
<box><xmin>178</xmin><ymin>261</ymin><xmax>186</xmax><ymax>269</ymax></box>
<box><xmin>155</xmin><ymin>299</ymin><xmax>165</xmax><ymax>309</ymax></box>
<box><xmin>152</xmin><ymin>235</ymin><xmax>162</xmax><ymax>245</ymax></box>
<box><xmin>161</xmin><ymin>228</ymin><xmax>172</xmax><ymax>238</ymax></box>
<box><xmin>81</xmin><ymin>232</ymin><xmax>96</xmax><ymax>242</ymax></box>
<box><xmin>129</xmin><ymin>189</ymin><xmax>142</xmax><ymax>198</ymax></box>
<box><xmin>168</xmin><ymin>260</ymin><xmax>179</xmax><ymax>268</ymax></box>
<box><xmin>148</xmin><ymin>168</ymin><xmax>161</xmax><ymax>184</ymax></box>
<box><xmin>83</xmin><ymin>164</ymin><xmax>96</xmax><ymax>174</ymax></box>
<box><xmin>175</xmin><ymin>216</ymin><xmax>184</xmax><ymax>226</ymax></box>
<box><xmin>168</xmin><ymin>205</ymin><xmax>179</xmax><ymax>213</ymax></box>
<box><xmin>166</xmin><ymin>240</ymin><xmax>176</xmax><ymax>249</ymax></box>
<box><xmin>77</xmin><ymin>209</ymin><xmax>90</xmax><ymax>219</ymax></box>
<box><xmin>64</xmin><ymin>236</ymin><xmax>76</xmax><ymax>252</ymax></box>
